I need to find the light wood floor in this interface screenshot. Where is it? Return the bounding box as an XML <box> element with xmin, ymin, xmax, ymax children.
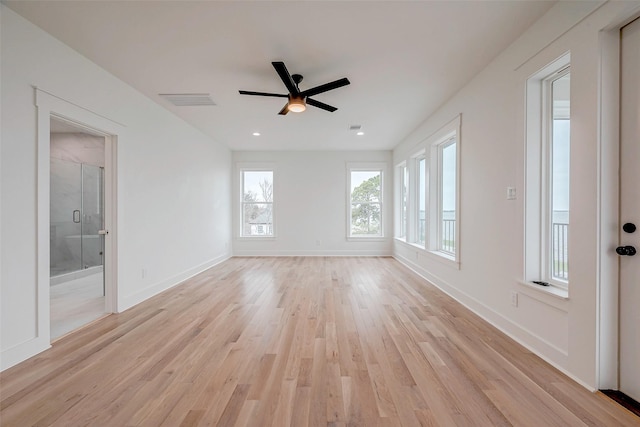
<box><xmin>1</xmin><ymin>257</ymin><xmax>637</xmax><ymax>426</ymax></box>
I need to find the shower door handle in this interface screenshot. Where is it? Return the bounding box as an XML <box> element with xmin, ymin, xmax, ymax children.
<box><xmin>73</xmin><ymin>210</ymin><xmax>81</xmax><ymax>223</ymax></box>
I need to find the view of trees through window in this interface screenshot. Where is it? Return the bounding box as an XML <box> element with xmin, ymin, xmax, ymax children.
<box><xmin>242</xmin><ymin>170</ymin><xmax>273</xmax><ymax>236</ymax></box>
<box><xmin>350</xmin><ymin>170</ymin><xmax>382</xmax><ymax>236</ymax></box>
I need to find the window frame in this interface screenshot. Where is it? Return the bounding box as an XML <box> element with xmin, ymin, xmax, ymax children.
<box><xmin>413</xmin><ymin>151</ymin><xmax>427</xmax><ymax>247</ymax></box>
<box><xmin>525</xmin><ymin>53</ymin><xmax>570</xmax><ymax>292</ymax></box>
<box><xmin>427</xmin><ymin>116</ymin><xmax>460</xmax><ymax>262</ymax></box>
<box><xmin>395</xmin><ymin>162</ymin><xmax>408</xmax><ymax>240</ymax></box>
<box><xmin>544</xmin><ymin>67</ymin><xmax>570</xmax><ymax>286</ymax></box>
<box><xmin>238</xmin><ymin>164</ymin><xmax>276</xmax><ymax>239</ymax></box>
<box><xmin>346</xmin><ymin>162</ymin><xmax>386</xmax><ymax>240</ymax></box>
<box><xmin>398</xmin><ymin>115</ymin><xmax>460</xmax><ymax>268</ymax></box>
<box><xmin>433</xmin><ymin>135</ymin><xmax>458</xmax><ymax>256</ymax></box>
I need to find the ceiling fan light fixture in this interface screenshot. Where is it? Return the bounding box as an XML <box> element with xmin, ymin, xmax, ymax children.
<box><xmin>288</xmin><ymin>97</ymin><xmax>306</xmax><ymax>113</ymax></box>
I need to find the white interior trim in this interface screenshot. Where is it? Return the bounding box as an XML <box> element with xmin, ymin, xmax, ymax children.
<box><xmin>595</xmin><ymin>26</ymin><xmax>620</xmax><ymax>391</ymax></box>
<box><xmin>14</xmin><ymin>88</ymin><xmax>125</xmax><ymax>369</ymax></box>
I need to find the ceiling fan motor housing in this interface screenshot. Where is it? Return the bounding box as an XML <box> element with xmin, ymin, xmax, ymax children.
<box><xmin>238</xmin><ymin>61</ymin><xmax>350</xmax><ymax>115</ymax></box>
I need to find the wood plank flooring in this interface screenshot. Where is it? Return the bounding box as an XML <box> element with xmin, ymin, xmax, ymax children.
<box><xmin>1</xmin><ymin>257</ymin><xmax>637</xmax><ymax>426</ymax></box>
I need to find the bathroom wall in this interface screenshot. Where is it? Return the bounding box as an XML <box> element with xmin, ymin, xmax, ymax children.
<box><xmin>50</xmin><ymin>132</ymin><xmax>106</xmax><ymax>276</ymax></box>
<box><xmin>50</xmin><ymin>131</ymin><xmax>105</xmax><ymax>167</ymax></box>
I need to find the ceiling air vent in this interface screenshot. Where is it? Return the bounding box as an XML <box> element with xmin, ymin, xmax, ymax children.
<box><xmin>349</xmin><ymin>125</ymin><xmax>362</xmax><ymax>131</ymax></box>
<box><xmin>159</xmin><ymin>93</ymin><xmax>216</xmax><ymax>107</ymax></box>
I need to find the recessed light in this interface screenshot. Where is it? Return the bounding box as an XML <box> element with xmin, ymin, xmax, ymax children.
<box><xmin>356</xmin><ymin>131</ymin><xmax>364</xmax><ymax>136</ymax></box>
<box><xmin>252</xmin><ymin>132</ymin><xmax>261</xmax><ymax>136</ymax></box>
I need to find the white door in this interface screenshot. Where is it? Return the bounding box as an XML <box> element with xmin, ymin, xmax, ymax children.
<box><xmin>619</xmin><ymin>16</ymin><xmax>640</xmax><ymax>403</ymax></box>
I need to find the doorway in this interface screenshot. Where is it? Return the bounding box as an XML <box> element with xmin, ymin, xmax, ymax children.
<box><xmin>616</xmin><ymin>16</ymin><xmax>640</xmax><ymax>408</ymax></box>
<box><xmin>49</xmin><ymin>117</ymin><xmax>107</xmax><ymax>339</ymax></box>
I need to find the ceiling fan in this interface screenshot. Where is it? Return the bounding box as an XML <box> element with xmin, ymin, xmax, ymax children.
<box><xmin>239</xmin><ymin>61</ymin><xmax>350</xmax><ymax>115</ymax></box>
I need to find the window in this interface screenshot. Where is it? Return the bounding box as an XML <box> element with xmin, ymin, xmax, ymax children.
<box><xmin>401</xmin><ymin>116</ymin><xmax>460</xmax><ymax>265</ymax></box>
<box><xmin>348</xmin><ymin>164</ymin><xmax>384</xmax><ymax>238</ymax></box>
<box><xmin>525</xmin><ymin>54</ymin><xmax>570</xmax><ymax>289</ymax></box>
<box><xmin>241</xmin><ymin>169</ymin><xmax>274</xmax><ymax>237</ymax></box>
<box><xmin>396</xmin><ymin>163</ymin><xmax>408</xmax><ymax>239</ymax></box>
<box><xmin>427</xmin><ymin>117</ymin><xmax>460</xmax><ymax>260</ymax></box>
<box><xmin>416</xmin><ymin>155</ymin><xmax>427</xmax><ymax>246</ymax></box>
<box><xmin>549</xmin><ymin>71</ymin><xmax>570</xmax><ymax>282</ymax></box>
<box><xmin>438</xmin><ymin>138</ymin><xmax>457</xmax><ymax>255</ymax></box>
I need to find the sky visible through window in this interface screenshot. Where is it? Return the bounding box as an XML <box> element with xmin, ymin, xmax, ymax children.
<box><xmin>552</xmin><ymin>120</ymin><xmax>570</xmax><ymax>213</ymax></box>
<box><xmin>552</xmin><ymin>72</ymin><xmax>570</xmax><ymax>224</ymax></box>
<box><xmin>442</xmin><ymin>141</ymin><xmax>456</xmax><ymax>212</ymax></box>
<box><xmin>243</xmin><ymin>171</ymin><xmax>272</xmax><ymax>201</ymax></box>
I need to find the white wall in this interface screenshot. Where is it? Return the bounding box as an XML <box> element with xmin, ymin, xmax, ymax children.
<box><xmin>392</xmin><ymin>1</ymin><xmax>640</xmax><ymax>390</ymax></box>
<box><xmin>233</xmin><ymin>151</ymin><xmax>392</xmax><ymax>256</ymax></box>
<box><xmin>0</xmin><ymin>6</ymin><xmax>232</xmax><ymax>370</ymax></box>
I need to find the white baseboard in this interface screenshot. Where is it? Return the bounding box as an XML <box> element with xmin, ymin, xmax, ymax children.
<box><xmin>119</xmin><ymin>253</ymin><xmax>230</xmax><ymax>312</ymax></box>
<box><xmin>1</xmin><ymin>336</ymin><xmax>51</xmax><ymax>372</ymax></box>
<box><xmin>392</xmin><ymin>253</ymin><xmax>596</xmax><ymax>392</ymax></box>
<box><xmin>232</xmin><ymin>249</ymin><xmax>392</xmax><ymax>257</ymax></box>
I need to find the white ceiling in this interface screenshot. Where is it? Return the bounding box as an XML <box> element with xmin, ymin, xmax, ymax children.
<box><xmin>6</xmin><ymin>1</ymin><xmax>555</xmax><ymax>151</ymax></box>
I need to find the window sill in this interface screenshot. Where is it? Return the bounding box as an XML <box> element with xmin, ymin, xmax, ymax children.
<box><xmin>518</xmin><ymin>280</ymin><xmax>569</xmax><ymax>300</ymax></box>
<box><xmin>406</xmin><ymin>241</ymin><xmax>427</xmax><ymax>251</ymax></box>
<box><xmin>427</xmin><ymin>250</ymin><xmax>460</xmax><ymax>270</ymax></box>
<box><xmin>237</xmin><ymin>236</ymin><xmax>276</xmax><ymax>241</ymax></box>
<box><xmin>347</xmin><ymin>236</ymin><xmax>386</xmax><ymax>242</ymax></box>
<box><xmin>395</xmin><ymin>239</ymin><xmax>460</xmax><ymax>270</ymax></box>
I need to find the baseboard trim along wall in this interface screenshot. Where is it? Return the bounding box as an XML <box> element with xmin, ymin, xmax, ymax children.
<box><xmin>392</xmin><ymin>253</ymin><xmax>596</xmax><ymax>393</ymax></box>
<box><xmin>232</xmin><ymin>250</ymin><xmax>392</xmax><ymax>257</ymax></box>
<box><xmin>119</xmin><ymin>253</ymin><xmax>231</xmax><ymax>312</ymax></box>
<box><xmin>1</xmin><ymin>336</ymin><xmax>52</xmax><ymax>372</ymax></box>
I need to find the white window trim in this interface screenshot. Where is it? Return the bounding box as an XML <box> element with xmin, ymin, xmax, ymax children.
<box><xmin>346</xmin><ymin>162</ymin><xmax>387</xmax><ymax>241</ymax></box>
<box><xmin>431</xmin><ymin>136</ymin><xmax>458</xmax><ymax>257</ymax></box>
<box><xmin>395</xmin><ymin>161</ymin><xmax>408</xmax><ymax>240</ymax></box>
<box><xmin>237</xmin><ymin>162</ymin><xmax>276</xmax><ymax>240</ymax></box>
<box><xmin>412</xmin><ymin>151</ymin><xmax>427</xmax><ymax>247</ymax></box>
<box><xmin>524</xmin><ymin>53</ymin><xmax>570</xmax><ymax>295</ymax></box>
<box><xmin>427</xmin><ymin>115</ymin><xmax>461</xmax><ymax>265</ymax></box>
<box><xmin>398</xmin><ymin>116</ymin><xmax>461</xmax><ymax>269</ymax></box>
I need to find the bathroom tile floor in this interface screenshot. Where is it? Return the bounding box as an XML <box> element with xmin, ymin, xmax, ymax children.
<box><xmin>50</xmin><ymin>272</ymin><xmax>105</xmax><ymax>340</ymax></box>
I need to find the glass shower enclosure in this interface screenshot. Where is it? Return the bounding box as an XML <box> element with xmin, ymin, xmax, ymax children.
<box><xmin>50</xmin><ymin>158</ymin><xmax>104</xmax><ymax>279</ymax></box>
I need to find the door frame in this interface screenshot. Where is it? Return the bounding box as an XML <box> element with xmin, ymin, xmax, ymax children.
<box><xmin>597</xmin><ymin>11</ymin><xmax>640</xmax><ymax>390</ymax></box>
<box><xmin>36</xmin><ymin>88</ymin><xmax>121</xmax><ymax>345</ymax></box>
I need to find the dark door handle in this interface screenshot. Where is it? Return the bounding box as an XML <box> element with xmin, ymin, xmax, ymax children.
<box><xmin>616</xmin><ymin>246</ymin><xmax>637</xmax><ymax>256</ymax></box>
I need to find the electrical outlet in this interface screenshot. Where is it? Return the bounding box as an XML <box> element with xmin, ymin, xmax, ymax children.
<box><xmin>316</xmin><ymin>239</ymin><xmax>321</xmax><ymax>246</ymax></box>
<box><xmin>507</xmin><ymin>187</ymin><xmax>517</xmax><ymax>200</ymax></box>
<box><xmin>510</xmin><ymin>291</ymin><xmax>518</xmax><ymax>307</ymax></box>
<box><xmin>141</xmin><ymin>268</ymin><xmax>147</xmax><ymax>279</ymax></box>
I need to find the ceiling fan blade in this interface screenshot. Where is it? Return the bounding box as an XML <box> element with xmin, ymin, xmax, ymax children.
<box><xmin>278</xmin><ymin>103</ymin><xmax>289</xmax><ymax>115</ymax></box>
<box><xmin>239</xmin><ymin>90</ymin><xmax>288</xmax><ymax>98</ymax></box>
<box><xmin>300</xmin><ymin>78</ymin><xmax>350</xmax><ymax>98</ymax></box>
<box><xmin>307</xmin><ymin>98</ymin><xmax>337</xmax><ymax>112</ymax></box>
<box><xmin>272</xmin><ymin>61</ymin><xmax>300</xmax><ymax>96</ymax></box>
